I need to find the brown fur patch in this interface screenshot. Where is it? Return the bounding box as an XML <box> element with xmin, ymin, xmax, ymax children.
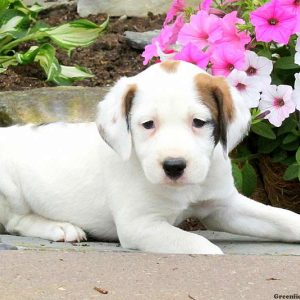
<box><xmin>195</xmin><ymin>73</ymin><xmax>234</xmax><ymax>122</ymax></box>
<box><xmin>160</xmin><ymin>60</ymin><xmax>180</xmax><ymax>73</ymax></box>
<box><xmin>194</xmin><ymin>73</ymin><xmax>235</xmax><ymax>149</ymax></box>
<box><xmin>122</xmin><ymin>84</ymin><xmax>137</xmax><ymax>117</ymax></box>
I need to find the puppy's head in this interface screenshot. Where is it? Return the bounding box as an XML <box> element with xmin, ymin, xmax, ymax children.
<box><xmin>97</xmin><ymin>61</ymin><xmax>248</xmax><ymax>186</ymax></box>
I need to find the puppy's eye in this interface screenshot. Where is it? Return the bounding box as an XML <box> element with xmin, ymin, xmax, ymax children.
<box><xmin>142</xmin><ymin>120</ymin><xmax>155</xmax><ymax>129</ymax></box>
<box><xmin>192</xmin><ymin>118</ymin><xmax>206</xmax><ymax>128</ymax></box>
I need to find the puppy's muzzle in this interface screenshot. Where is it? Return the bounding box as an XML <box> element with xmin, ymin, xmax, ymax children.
<box><xmin>163</xmin><ymin>158</ymin><xmax>187</xmax><ymax>180</ymax></box>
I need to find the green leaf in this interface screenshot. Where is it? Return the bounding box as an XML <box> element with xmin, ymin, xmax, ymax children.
<box><xmin>257</xmin><ymin>137</ymin><xmax>280</xmax><ymax>154</ymax></box>
<box><xmin>232</xmin><ymin>163</ymin><xmax>243</xmax><ymax>193</ymax></box>
<box><xmin>296</xmin><ymin>147</ymin><xmax>300</xmax><ymax>164</ymax></box>
<box><xmin>0</xmin><ymin>0</ymin><xmax>10</xmax><ymax>12</ymax></box>
<box><xmin>257</xmin><ymin>48</ymin><xmax>272</xmax><ymax>59</ymax></box>
<box><xmin>0</xmin><ymin>54</ymin><xmax>17</xmax><ymax>70</ymax></box>
<box><xmin>33</xmin><ymin>43</ymin><xmax>62</xmax><ymax>83</ymax></box>
<box><xmin>241</xmin><ymin>161</ymin><xmax>257</xmax><ymax>197</ymax></box>
<box><xmin>251</xmin><ymin>122</ymin><xmax>276</xmax><ymax>139</ymax></box>
<box><xmin>283</xmin><ymin>164</ymin><xmax>299</xmax><ymax>181</ymax></box>
<box><xmin>272</xmin><ymin>150</ymin><xmax>288</xmax><ymax>163</ymax></box>
<box><xmin>283</xmin><ymin>133</ymin><xmax>298</xmax><ymax>144</ymax></box>
<box><xmin>60</xmin><ymin>65</ymin><xmax>94</xmax><ymax>79</ymax></box>
<box><xmin>43</xmin><ymin>18</ymin><xmax>109</xmax><ymax>52</ymax></box>
<box><xmin>274</xmin><ymin>56</ymin><xmax>300</xmax><ymax>70</ymax></box>
<box><xmin>277</xmin><ymin>118</ymin><xmax>298</xmax><ymax>135</ymax></box>
<box><xmin>281</xmin><ymin>140</ymin><xmax>300</xmax><ymax>151</ymax></box>
<box><xmin>16</xmin><ymin>45</ymin><xmax>39</xmax><ymax>64</ymax></box>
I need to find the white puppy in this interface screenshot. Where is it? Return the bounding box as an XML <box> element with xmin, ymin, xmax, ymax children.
<box><xmin>0</xmin><ymin>61</ymin><xmax>300</xmax><ymax>254</ymax></box>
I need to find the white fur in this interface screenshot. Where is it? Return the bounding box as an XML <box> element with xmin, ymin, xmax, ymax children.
<box><xmin>1</xmin><ymin>61</ymin><xmax>300</xmax><ymax>254</ymax></box>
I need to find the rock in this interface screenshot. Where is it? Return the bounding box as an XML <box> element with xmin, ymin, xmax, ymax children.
<box><xmin>0</xmin><ymin>86</ymin><xmax>109</xmax><ymax>125</ymax></box>
<box><xmin>77</xmin><ymin>0</ymin><xmax>200</xmax><ymax>17</ymax></box>
<box><xmin>0</xmin><ymin>243</ymin><xmax>17</xmax><ymax>250</ymax></box>
<box><xmin>23</xmin><ymin>0</ymin><xmax>75</xmax><ymax>9</ymax></box>
<box><xmin>124</xmin><ymin>30</ymin><xmax>160</xmax><ymax>50</ymax></box>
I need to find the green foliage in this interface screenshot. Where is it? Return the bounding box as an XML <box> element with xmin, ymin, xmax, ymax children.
<box><xmin>0</xmin><ymin>0</ymin><xmax>108</xmax><ymax>84</ymax></box>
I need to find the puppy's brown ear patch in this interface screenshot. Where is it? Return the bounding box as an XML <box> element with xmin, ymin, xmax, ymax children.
<box><xmin>160</xmin><ymin>60</ymin><xmax>180</xmax><ymax>73</ymax></box>
<box><xmin>122</xmin><ymin>84</ymin><xmax>137</xmax><ymax>130</ymax></box>
<box><xmin>195</xmin><ymin>73</ymin><xmax>235</xmax><ymax>150</ymax></box>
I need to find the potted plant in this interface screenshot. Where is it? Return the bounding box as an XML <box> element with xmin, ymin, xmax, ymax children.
<box><xmin>143</xmin><ymin>0</ymin><xmax>300</xmax><ymax>211</ymax></box>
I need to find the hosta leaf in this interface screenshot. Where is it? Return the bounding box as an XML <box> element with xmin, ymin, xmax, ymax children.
<box><xmin>34</xmin><ymin>43</ymin><xmax>61</xmax><ymax>82</ymax></box>
<box><xmin>60</xmin><ymin>65</ymin><xmax>93</xmax><ymax>79</ymax></box>
<box><xmin>0</xmin><ymin>54</ymin><xmax>17</xmax><ymax>69</ymax></box>
<box><xmin>0</xmin><ymin>0</ymin><xmax>9</xmax><ymax>12</ymax></box>
<box><xmin>43</xmin><ymin>18</ymin><xmax>108</xmax><ymax>52</ymax></box>
<box><xmin>16</xmin><ymin>45</ymin><xmax>39</xmax><ymax>64</ymax></box>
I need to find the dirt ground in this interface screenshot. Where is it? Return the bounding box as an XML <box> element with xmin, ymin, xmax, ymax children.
<box><xmin>0</xmin><ymin>5</ymin><xmax>164</xmax><ymax>91</ymax></box>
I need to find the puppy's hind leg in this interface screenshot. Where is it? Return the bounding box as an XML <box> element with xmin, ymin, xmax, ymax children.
<box><xmin>5</xmin><ymin>213</ymin><xmax>87</xmax><ymax>242</ymax></box>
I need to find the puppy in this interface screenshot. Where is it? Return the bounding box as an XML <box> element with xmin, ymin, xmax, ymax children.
<box><xmin>0</xmin><ymin>61</ymin><xmax>299</xmax><ymax>254</ymax></box>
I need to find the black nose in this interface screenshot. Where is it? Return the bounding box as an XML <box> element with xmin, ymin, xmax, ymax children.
<box><xmin>163</xmin><ymin>158</ymin><xmax>187</xmax><ymax>180</ymax></box>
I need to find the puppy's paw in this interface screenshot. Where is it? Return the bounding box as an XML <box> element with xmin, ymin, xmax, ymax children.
<box><xmin>49</xmin><ymin>223</ymin><xmax>87</xmax><ymax>242</ymax></box>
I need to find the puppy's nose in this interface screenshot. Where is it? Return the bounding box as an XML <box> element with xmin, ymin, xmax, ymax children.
<box><xmin>163</xmin><ymin>158</ymin><xmax>187</xmax><ymax>180</ymax></box>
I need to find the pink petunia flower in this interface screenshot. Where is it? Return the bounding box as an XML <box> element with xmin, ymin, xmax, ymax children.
<box><xmin>250</xmin><ymin>0</ymin><xmax>297</xmax><ymax>45</ymax></box>
<box><xmin>259</xmin><ymin>85</ymin><xmax>296</xmax><ymax>127</ymax></box>
<box><xmin>278</xmin><ymin>0</ymin><xmax>300</xmax><ymax>33</ymax></box>
<box><xmin>164</xmin><ymin>0</ymin><xmax>185</xmax><ymax>25</ymax></box>
<box><xmin>218</xmin><ymin>11</ymin><xmax>251</xmax><ymax>48</ymax></box>
<box><xmin>227</xmin><ymin>70</ymin><xmax>261</xmax><ymax>108</ymax></box>
<box><xmin>174</xmin><ymin>43</ymin><xmax>210</xmax><ymax>68</ymax></box>
<box><xmin>200</xmin><ymin>0</ymin><xmax>213</xmax><ymax>11</ymax></box>
<box><xmin>177</xmin><ymin>10</ymin><xmax>223</xmax><ymax>51</ymax></box>
<box><xmin>142</xmin><ymin>16</ymin><xmax>184</xmax><ymax>65</ymax></box>
<box><xmin>210</xmin><ymin>44</ymin><xmax>246</xmax><ymax>76</ymax></box>
<box><xmin>243</xmin><ymin>50</ymin><xmax>273</xmax><ymax>86</ymax></box>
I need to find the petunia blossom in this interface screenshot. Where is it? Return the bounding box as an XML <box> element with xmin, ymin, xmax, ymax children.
<box><xmin>227</xmin><ymin>70</ymin><xmax>261</xmax><ymax>108</ymax></box>
<box><xmin>278</xmin><ymin>0</ymin><xmax>300</xmax><ymax>33</ymax></box>
<box><xmin>210</xmin><ymin>44</ymin><xmax>245</xmax><ymax>76</ymax></box>
<box><xmin>250</xmin><ymin>0</ymin><xmax>297</xmax><ymax>45</ymax></box>
<box><xmin>292</xmin><ymin>73</ymin><xmax>300</xmax><ymax>110</ymax></box>
<box><xmin>218</xmin><ymin>11</ymin><xmax>251</xmax><ymax>48</ymax></box>
<box><xmin>142</xmin><ymin>16</ymin><xmax>184</xmax><ymax>65</ymax></box>
<box><xmin>177</xmin><ymin>10</ymin><xmax>223</xmax><ymax>51</ymax></box>
<box><xmin>200</xmin><ymin>0</ymin><xmax>213</xmax><ymax>11</ymax></box>
<box><xmin>174</xmin><ymin>43</ymin><xmax>210</xmax><ymax>68</ymax></box>
<box><xmin>259</xmin><ymin>85</ymin><xmax>296</xmax><ymax>127</ymax></box>
<box><xmin>243</xmin><ymin>50</ymin><xmax>273</xmax><ymax>86</ymax></box>
<box><xmin>164</xmin><ymin>0</ymin><xmax>185</xmax><ymax>25</ymax></box>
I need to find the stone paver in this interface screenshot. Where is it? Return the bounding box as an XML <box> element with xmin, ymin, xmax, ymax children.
<box><xmin>1</xmin><ymin>251</ymin><xmax>300</xmax><ymax>300</ymax></box>
<box><xmin>77</xmin><ymin>0</ymin><xmax>200</xmax><ymax>17</ymax></box>
<box><xmin>23</xmin><ymin>0</ymin><xmax>75</xmax><ymax>9</ymax></box>
<box><xmin>0</xmin><ymin>86</ymin><xmax>108</xmax><ymax>125</ymax></box>
<box><xmin>2</xmin><ymin>231</ymin><xmax>300</xmax><ymax>256</ymax></box>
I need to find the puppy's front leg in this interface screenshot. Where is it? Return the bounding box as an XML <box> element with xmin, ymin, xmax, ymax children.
<box><xmin>198</xmin><ymin>191</ymin><xmax>300</xmax><ymax>242</ymax></box>
<box><xmin>115</xmin><ymin>215</ymin><xmax>223</xmax><ymax>254</ymax></box>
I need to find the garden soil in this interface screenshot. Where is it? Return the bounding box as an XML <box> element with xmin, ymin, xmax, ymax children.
<box><xmin>0</xmin><ymin>5</ymin><xmax>164</xmax><ymax>91</ymax></box>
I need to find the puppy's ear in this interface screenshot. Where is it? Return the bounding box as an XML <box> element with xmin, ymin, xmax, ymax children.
<box><xmin>195</xmin><ymin>73</ymin><xmax>234</xmax><ymax>154</ymax></box>
<box><xmin>96</xmin><ymin>77</ymin><xmax>137</xmax><ymax>160</ymax></box>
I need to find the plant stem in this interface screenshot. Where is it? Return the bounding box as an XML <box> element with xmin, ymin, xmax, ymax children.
<box><xmin>0</xmin><ymin>32</ymin><xmax>46</xmax><ymax>53</ymax></box>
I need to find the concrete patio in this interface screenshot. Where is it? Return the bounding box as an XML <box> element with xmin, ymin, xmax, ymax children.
<box><xmin>1</xmin><ymin>231</ymin><xmax>300</xmax><ymax>300</ymax></box>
